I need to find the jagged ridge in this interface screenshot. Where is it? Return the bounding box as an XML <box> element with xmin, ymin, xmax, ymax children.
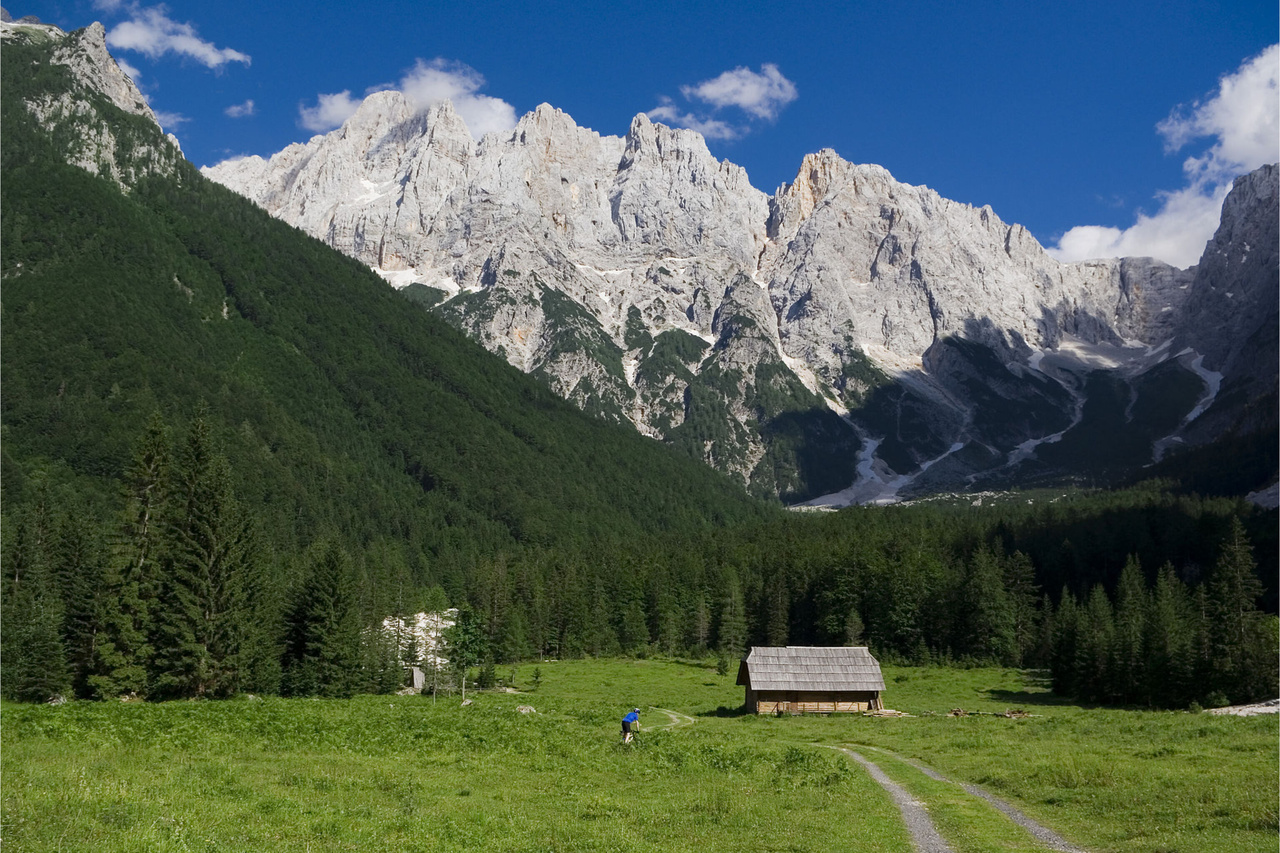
<box><xmin>198</xmin><ymin>63</ymin><xmax>1279</xmax><ymax>503</ymax></box>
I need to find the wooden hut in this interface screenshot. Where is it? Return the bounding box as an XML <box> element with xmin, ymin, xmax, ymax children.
<box><xmin>737</xmin><ymin>646</ymin><xmax>884</xmax><ymax>714</ymax></box>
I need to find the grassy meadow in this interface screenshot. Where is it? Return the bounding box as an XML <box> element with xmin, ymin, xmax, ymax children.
<box><xmin>3</xmin><ymin>659</ymin><xmax>1276</xmax><ymax>852</ymax></box>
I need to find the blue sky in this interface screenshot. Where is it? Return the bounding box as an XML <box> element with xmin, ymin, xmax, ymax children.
<box><xmin>12</xmin><ymin>0</ymin><xmax>1279</xmax><ymax>267</ymax></box>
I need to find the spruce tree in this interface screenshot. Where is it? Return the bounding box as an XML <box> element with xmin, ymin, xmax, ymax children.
<box><xmin>1205</xmin><ymin>518</ymin><xmax>1270</xmax><ymax>703</ymax></box>
<box><xmin>53</xmin><ymin>513</ymin><xmax>110</xmax><ymax>699</ymax></box>
<box><xmin>1144</xmin><ymin>563</ymin><xmax>1194</xmax><ymax>707</ymax></box>
<box><xmin>1</xmin><ymin>516</ymin><xmax>72</xmax><ymax>702</ymax></box>
<box><xmin>1110</xmin><ymin>556</ymin><xmax>1148</xmax><ymax>704</ymax></box>
<box><xmin>717</xmin><ymin>577</ymin><xmax>748</xmax><ymax>658</ymax></box>
<box><xmin>844</xmin><ymin>603</ymin><xmax>865</xmax><ymax>647</ymax></box>
<box><xmin>1049</xmin><ymin>588</ymin><xmax>1080</xmax><ymax>696</ymax></box>
<box><xmin>359</xmin><ymin>620</ymin><xmax>404</xmax><ymax>695</ymax></box>
<box><xmin>281</xmin><ymin>541</ymin><xmax>361</xmax><ymax>697</ymax></box>
<box><xmin>688</xmin><ymin>590</ymin><xmax>711</xmax><ymax>654</ymax></box>
<box><xmin>1002</xmin><ymin>550</ymin><xmax>1041</xmax><ymax>666</ymax></box>
<box><xmin>1075</xmin><ymin>585</ymin><xmax>1116</xmax><ymax>703</ymax></box>
<box><xmin>959</xmin><ymin>546</ymin><xmax>1017</xmax><ymax>664</ymax></box>
<box><xmin>98</xmin><ymin>409</ymin><xmax>171</xmax><ymax>697</ymax></box>
<box><xmin>149</xmin><ymin>412</ymin><xmax>260</xmax><ymax>699</ymax></box>
<box><xmin>443</xmin><ymin>604</ymin><xmax>487</xmax><ymax>700</ymax></box>
<box><xmin>765</xmin><ymin>574</ymin><xmax>790</xmax><ymax>647</ymax></box>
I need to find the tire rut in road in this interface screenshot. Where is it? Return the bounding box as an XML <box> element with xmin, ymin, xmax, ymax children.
<box><xmin>863</xmin><ymin>747</ymin><xmax>1090</xmax><ymax>853</ymax></box>
<box><xmin>823</xmin><ymin>745</ymin><xmax>955</xmax><ymax>853</ymax></box>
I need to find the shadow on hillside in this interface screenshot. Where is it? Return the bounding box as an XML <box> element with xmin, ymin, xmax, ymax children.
<box><xmin>981</xmin><ymin>669</ymin><xmax>1072</xmax><ymax>708</ymax></box>
<box><xmin>984</xmin><ymin>688</ymin><xmax>1075</xmax><ymax>708</ymax></box>
<box><xmin>985</xmin><ymin>673</ymin><xmax>1074</xmax><ymax>708</ymax></box>
<box><xmin>697</xmin><ymin>705</ymin><xmax>749</xmax><ymax>718</ymax></box>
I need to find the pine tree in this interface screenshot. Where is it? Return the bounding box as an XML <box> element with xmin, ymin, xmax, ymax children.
<box><xmin>716</xmin><ymin>577</ymin><xmax>748</xmax><ymax>658</ymax></box>
<box><xmin>1110</xmin><ymin>556</ymin><xmax>1148</xmax><ymax>704</ymax></box>
<box><xmin>149</xmin><ymin>413</ymin><xmax>260</xmax><ymax>699</ymax></box>
<box><xmin>1205</xmin><ymin>518</ymin><xmax>1269</xmax><ymax>704</ymax></box>
<box><xmin>959</xmin><ymin>546</ymin><xmax>1017</xmax><ymax>664</ymax></box>
<box><xmin>1144</xmin><ymin>563</ymin><xmax>1194</xmax><ymax>707</ymax></box>
<box><xmin>92</xmin><ymin>412</ymin><xmax>171</xmax><ymax>698</ymax></box>
<box><xmin>1</xmin><ymin>515</ymin><xmax>72</xmax><ymax>702</ymax></box>
<box><xmin>281</xmin><ymin>541</ymin><xmax>361</xmax><ymax>698</ymax></box>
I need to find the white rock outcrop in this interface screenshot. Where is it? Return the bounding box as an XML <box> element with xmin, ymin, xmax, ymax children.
<box><xmin>3</xmin><ymin>19</ymin><xmax>180</xmax><ymax>189</ymax></box>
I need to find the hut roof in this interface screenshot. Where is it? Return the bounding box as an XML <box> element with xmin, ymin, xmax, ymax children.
<box><xmin>736</xmin><ymin>646</ymin><xmax>885</xmax><ymax>692</ymax></box>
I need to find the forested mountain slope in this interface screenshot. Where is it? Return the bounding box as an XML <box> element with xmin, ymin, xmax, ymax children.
<box><xmin>1</xmin><ymin>23</ymin><xmax>771</xmax><ymax>569</ymax></box>
<box><xmin>2</xmin><ymin>22</ymin><xmax>1273</xmax><ymax>712</ymax></box>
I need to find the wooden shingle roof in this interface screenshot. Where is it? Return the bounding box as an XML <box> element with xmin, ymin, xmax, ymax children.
<box><xmin>736</xmin><ymin>646</ymin><xmax>885</xmax><ymax>691</ymax></box>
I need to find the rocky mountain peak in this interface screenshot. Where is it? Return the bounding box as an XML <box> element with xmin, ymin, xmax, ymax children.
<box><xmin>60</xmin><ymin>22</ymin><xmax>157</xmax><ymax>123</ymax></box>
<box><xmin>202</xmin><ymin>89</ymin><xmax>1277</xmax><ymax>503</ymax></box>
<box><xmin>3</xmin><ymin>17</ymin><xmax>180</xmax><ymax>189</ymax></box>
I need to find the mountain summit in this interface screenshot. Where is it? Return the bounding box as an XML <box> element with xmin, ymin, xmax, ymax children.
<box><xmin>202</xmin><ymin>79</ymin><xmax>1279</xmax><ymax>503</ymax></box>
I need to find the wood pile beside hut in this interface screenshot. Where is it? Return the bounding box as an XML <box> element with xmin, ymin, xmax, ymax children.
<box><xmin>737</xmin><ymin>646</ymin><xmax>885</xmax><ymax>715</ymax></box>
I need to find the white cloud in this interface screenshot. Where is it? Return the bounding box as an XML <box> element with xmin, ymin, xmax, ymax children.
<box><xmin>647</xmin><ymin>98</ymin><xmax>739</xmax><ymax>140</ymax></box>
<box><xmin>225</xmin><ymin>99</ymin><xmax>255</xmax><ymax>118</ymax></box>
<box><xmin>298</xmin><ymin>90</ymin><xmax>362</xmax><ymax>132</ymax></box>
<box><xmin>680</xmin><ymin>63</ymin><xmax>798</xmax><ymax>120</ymax></box>
<box><xmin>102</xmin><ymin>4</ymin><xmax>250</xmax><ymax>69</ymax></box>
<box><xmin>649</xmin><ymin>63</ymin><xmax>797</xmax><ymax>140</ymax></box>
<box><xmin>117</xmin><ymin>57</ymin><xmax>142</xmax><ymax>83</ymax></box>
<box><xmin>151</xmin><ymin>109</ymin><xmax>188</xmax><ymax>128</ymax></box>
<box><xmin>1158</xmin><ymin>44</ymin><xmax>1279</xmax><ymax>185</ymax></box>
<box><xmin>297</xmin><ymin>58</ymin><xmax>518</xmax><ymax>139</ymax></box>
<box><xmin>1051</xmin><ymin>45</ymin><xmax>1278</xmax><ymax>268</ymax></box>
<box><xmin>398</xmin><ymin>58</ymin><xmax>517</xmax><ymax>139</ymax></box>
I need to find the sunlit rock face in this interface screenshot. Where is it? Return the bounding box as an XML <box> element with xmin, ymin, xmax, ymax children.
<box><xmin>204</xmin><ymin>94</ymin><xmax>1277</xmax><ymax>504</ymax></box>
<box><xmin>3</xmin><ymin>20</ymin><xmax>183</xmax><ymax>189</ymax></box>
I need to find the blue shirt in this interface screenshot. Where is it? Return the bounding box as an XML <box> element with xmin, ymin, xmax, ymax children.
<box><xmin>623</xmin><ymin>711</ymin><xmax>639</xmax><ymax>724</ymax></box>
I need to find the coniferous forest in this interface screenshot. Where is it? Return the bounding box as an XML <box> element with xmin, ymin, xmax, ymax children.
<box><xmin>2</xmin><ymin>30</ymin><xmax>1276</xmax><ymax>711</ymax></box>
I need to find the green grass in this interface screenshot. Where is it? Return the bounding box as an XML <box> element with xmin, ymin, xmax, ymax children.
<box><xmin>4</xmin><ymin>660</ymin><xmax>1276</xmax><ymax>852</ymax></box>
<box><xmin>858</xmin><ymin>747</ymin><xmax>1053</xmax><ymax>853</ymax></box>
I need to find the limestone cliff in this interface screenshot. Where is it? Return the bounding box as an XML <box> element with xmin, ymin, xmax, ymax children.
<box><xmin>203</xmin><ymin>90</ymin><xmax>1277</xmax><ymax>503</ymax></box>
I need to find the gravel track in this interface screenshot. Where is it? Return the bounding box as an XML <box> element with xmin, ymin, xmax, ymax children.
<box><xmin>863</xmin><ymin>746</ymin><xmax>1090</xmax><ymax>853</ymax></box>
<box><xmin>642</xmin><ymin>708</ymin><xmax>1085</xmax><ymax>853</ymax></box>
<box><xmin>648</xmin><ymin>707</ymin><xmax>695</xmax><ymax>730</ymax></box>
<box><xmin>822</xmin><ymin>745</ymin><xmax>955</xmax><ymax>853</ymax></box>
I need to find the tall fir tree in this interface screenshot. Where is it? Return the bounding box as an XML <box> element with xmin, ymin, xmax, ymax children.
<box><xmin>52</xmin><ymin>513</ymin><xmax>111</xmax><ymax>699</ymax></box>
<box><xmin>97</xmin><ymin>410</ymin><xmax>172</xmax><ymax>697</ymax></box>
<box><xmin>1110</xmin><ymin>555</ymin><xmax>1148</xmax><ymax>704</ymax></box>
<box><xmin>1075</xmin><ymin>585</ymin><xmax>1116</xmax><ymax>703</ymax></box>
<box><xmin>149</xmin><ymin>412</ymin><xmax>261</xmax><ymax>699</ymax></box>
<box><xmin>717</xmin><ymin>575</ymin><xmax>748</xmax><ymax>658</ymax></box>
<box><xmin>281</xmin><ymin>541</ymin><xmax>361</xmax><ymax>697</ymax></box>
<box><xmin>1205</xmin><ymin>518</ymin><xmax>1272</xmax><ymax>704</ymax></box>
<box><xmin>1049</xmin><ymin>588</ymin><xmax>1080</xmax><ymax>697</ymax></box>
<box><xmin>958</xmin><ymin>546</ymin><xmax>1017</xmax><ymax>664</ymax></box>
<box><xmin>1002</xmin><ymin>549</ymin><xmax>1041</xmax><ymax>666</ymax></box>
<box><xmin>1144</xmin><ymin>563</ymin><xmax>1194</xmax><ymax>707</ymax></box>
<box><xmin>443</xmin><ymin>603</ymin><xmax>488</xmax><ymax>699</ymax></box>
<box><xmin>1</xmin><ymin>514</ymin><xmax>72</xmax><ymax>702</ymax></box>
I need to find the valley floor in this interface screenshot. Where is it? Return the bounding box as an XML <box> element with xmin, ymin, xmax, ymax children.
<box><xmin>3</xmin><ymin>660</ymin><xmax>1276</xmax><ymax>852</ymax></box>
